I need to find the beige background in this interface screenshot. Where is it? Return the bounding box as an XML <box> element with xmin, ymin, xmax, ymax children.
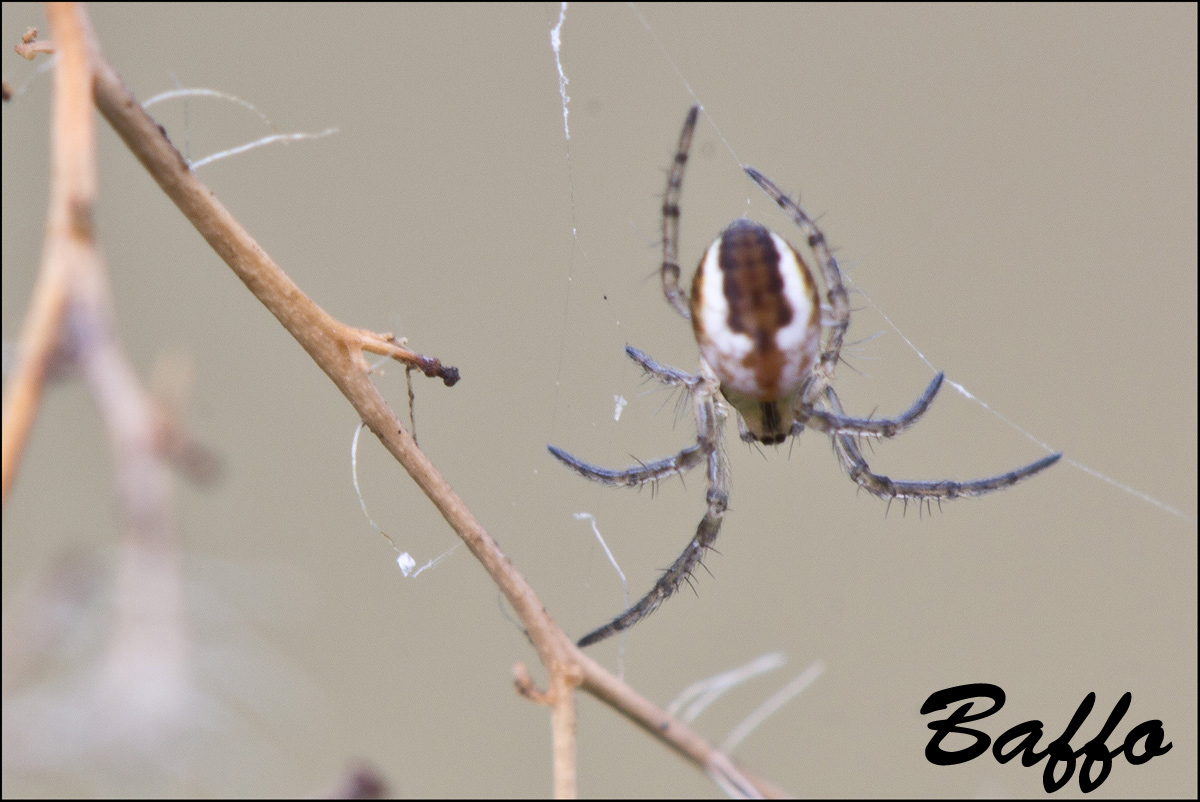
<box><xmin>2</xmin><ymin>4</ymin><xmax>1195</xmax><ymax>798</ymax></box>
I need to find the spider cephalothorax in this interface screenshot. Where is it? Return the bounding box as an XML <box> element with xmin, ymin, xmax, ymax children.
<box><xmin>550</xmin><ymin>105</ymin><xmax>1060</xmax><ymax>648</ymax></box>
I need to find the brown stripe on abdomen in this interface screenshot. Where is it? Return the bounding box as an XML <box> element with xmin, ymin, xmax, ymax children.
<box><xmin>716</xmin><ymin>219</ymin><xmax>795</xmax><ymax>399</ymax></box>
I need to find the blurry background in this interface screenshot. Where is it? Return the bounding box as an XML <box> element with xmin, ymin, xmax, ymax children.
<box><xmin>2</xmin><ymin>4</ymin><xmax>1195</xmax><ymax>798</ymax></box>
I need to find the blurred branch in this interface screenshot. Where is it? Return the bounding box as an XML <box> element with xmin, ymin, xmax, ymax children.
<box><xmin>0</xmin><ymin>7</ymin><xmax>93</xmax><ymax>505</ymax></box>
<box><xmin>2</xmin><ymin>1</ymin><xmax>193</xmax><ymax>770</ymax></box>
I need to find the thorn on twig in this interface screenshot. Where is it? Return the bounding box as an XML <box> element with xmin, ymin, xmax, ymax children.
<box><xmin>415</xmin><ymin>354</ymin><xmax>460</xmax><ymax>387</ymax></box>
<box><xmin>14</xmin><ymin>28</ymin><xmax>54</xmax><ymax>59</ymax></box>
<box><xmin>513</xmin><ymin>662</ymin><xmax>551</xmax><ymax>705</ymax></box>
<box><xmin>364</xmin><ymin>332</ymin><xmax>461</xmax><ymax>386</ymax></box>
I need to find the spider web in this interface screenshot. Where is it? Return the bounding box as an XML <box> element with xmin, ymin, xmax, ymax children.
<box><xmin>546</xmin><ymin>4</ymin><xmax>1193</xmax><ymax>524</ymax></box>
<box><xmin>1</xmin><ymin>6</ymin><xmax>1192</xmax><ymax>799</ymax></box>
<box><xmin>542</xmin><ymin>14</ymin><xmax>1195</xmax><ymax>797</ymax></box>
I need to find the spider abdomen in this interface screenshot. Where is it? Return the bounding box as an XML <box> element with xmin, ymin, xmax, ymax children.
<box><xmin>690</xmin><ymin>219</ymin><xmax>821</xmax><ymax>441</ymax></box>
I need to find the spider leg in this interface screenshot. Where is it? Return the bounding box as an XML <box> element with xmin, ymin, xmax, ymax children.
<box><xmin>737</xmin><ymin>415</ymin><xmax>758</xmax><ymax>444</ymax></box>
<box><xmin>662</xmin><ymin>105</ymin><xmax>700</xmax><ymax>320</ymax></box>
<box><xmin>823</xmin><ymin>386</ymin><xmax>1061</xmax><ymax>500</ymax></box>
<box><xmin>547</xmin><ymin>444</ymin><xmax>706</xmax><ymax>488</ymax></box>
<box><xmin>578</xmin><ymin>389</ymin><xmax>729</xmax><ymax>647</ymax></box>
<box><xmin>548</xmin><ymin>348</ymin><xmax>710</xmax><ymax>487</ymax></box>
<box><xmin>800</xmin><ymin>373</ymin><xmax>944</xmax><ymax>438</ymax></box>
<box><xmin>743</xmin><ymin>166</ymin><xmax>850</xmax><ymax>400</ymax></box>
<box><xmin>577</xmin><ymin>485</ymin><xmax>725</xmax><ymax>646</ymax></box>
<box><xmin>625</xmin><ymin>345</ymin><xmax>702</xmax><ymax>390</ymax></box>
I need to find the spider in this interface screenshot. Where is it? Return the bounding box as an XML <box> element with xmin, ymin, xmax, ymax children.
<box><xmin>549</xmin><ymin>105</ymin><xmax>1061</xmax><ymax>648</ymax></box>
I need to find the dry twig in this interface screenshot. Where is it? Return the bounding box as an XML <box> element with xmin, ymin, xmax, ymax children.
<box><xmin>2</xmin><ymin>5</ymin><xmax>787</xmax><ymax>797</ymax></box>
